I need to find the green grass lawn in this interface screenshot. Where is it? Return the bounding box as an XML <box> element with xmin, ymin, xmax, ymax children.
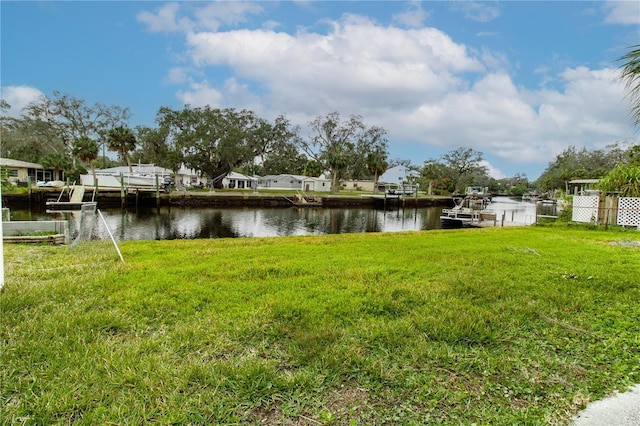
<box><xmin>2</xmin><ymin>226</ymin><xmax>639</xmax><ymax>425</ymax></box>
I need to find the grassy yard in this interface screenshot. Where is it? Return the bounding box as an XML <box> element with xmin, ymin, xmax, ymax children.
<box><xmin>2</xmin><ymin>226</ymin><xmax>639</xmax><ymax>425</ymax></box>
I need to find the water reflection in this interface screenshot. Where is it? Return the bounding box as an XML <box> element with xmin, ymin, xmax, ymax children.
<box><xmin>82</xmin><ymin>206</ymin><xmax>445</xmax><ymax>240</ymax></box>
<box><xmin>8</xmin><ymin>196</ymin><xmax>558</xmax><ymax>241</ymax></box>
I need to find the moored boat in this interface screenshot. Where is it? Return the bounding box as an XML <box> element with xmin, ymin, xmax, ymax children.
<box><xmin>465</xmin><ymin>186</ymin><xmax>492</xmax><ymax>201</ymax></box>
<box><xmin>440</xmin><ymin>189</ymin><xmax>490</xmax><ymax>228</ymax></box>
<box><xmin>115</xmin><ymin>173</ymin><xmax>162</xmax><ymax>188</ymax></box>
<box><xmin>440</xmin><ymin>204</ymin><xmax>480</xmax><ymax>228</ymax></box>
<box><xmin>80</xmin><ymin>164</ymin><xmax>173</xmax><ymax>190</ymax></box>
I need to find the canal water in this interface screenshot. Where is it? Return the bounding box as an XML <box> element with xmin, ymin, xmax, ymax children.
<box><xmin>9</xmin><ymin>197</ymin><xmax>558</xmax><ymax>241</ymax></box>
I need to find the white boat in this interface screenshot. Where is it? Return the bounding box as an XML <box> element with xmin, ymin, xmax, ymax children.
<box><xmin>80</xmin><ymin>164</ymin><xmax>173</xmax><ymax>190</ymax></box>
<box><xmin>440</xmin><ymin>194</ymin><xmax>486</xmax><ymax>228</ymax></box>
<box><xmin>440</xmin><ymin>204</ymin><xmax>480</xmax><ymax>228</ymax></box>
<box><xmin>115</xmin><ymin>173</ymin><xmax>163</xmax><ymax>188</ymax></box>
<box><xmin>465</xmin><ymin>186</ymin><xmax>492</xmax><ymax>200</ymax></box>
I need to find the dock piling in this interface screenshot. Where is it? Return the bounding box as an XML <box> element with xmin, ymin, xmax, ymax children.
<box><xmin>120</xmin><ymin>173</ymin><xmax>125</xmax><ymax>208</ymax></box>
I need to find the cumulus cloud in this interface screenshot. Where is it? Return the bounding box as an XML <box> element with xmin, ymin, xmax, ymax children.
<box><xmin>1</xmin><ymin>85</ymin><xmax>44</xmax><ymax>118</ymax></box>
<box><xmin>480</xmin><ymin>160</ymin><xmax>506</xmax><ymax>179</ymax></box>
<box><xmin>175</xmin><ymin>80</ymin><xmax>223</xmax><ymax>108</ymax></box>
<box><xmin>184</xmin><ymin>15</ymin><xmax>483</xmax><ymax>115</ymax></box>
<box><xmin>139</xmin><ymin>5</ymin><xmax>638</xmax><ymax>177</ymax></box>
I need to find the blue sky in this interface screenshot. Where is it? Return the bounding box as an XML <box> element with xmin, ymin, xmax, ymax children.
<box><xmin>2</xmin><ymin>1</ymin><xmax>639</xmax><ymax>180</ymax></box>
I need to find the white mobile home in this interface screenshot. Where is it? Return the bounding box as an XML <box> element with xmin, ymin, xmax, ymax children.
<box><xmin>257</xmin><ymin>174</ymin><xmax>331</xmax><ymax>192</ymax></box>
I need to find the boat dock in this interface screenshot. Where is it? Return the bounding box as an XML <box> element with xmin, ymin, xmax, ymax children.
<box><xmin>441</xmin><ymin>191</ymin><xmax>552</xmax><ymax>228</ymax></box>
<box><xmin>45</xmin><ymin>185</ymin><xmax>97</xmax><ymax>211</ymax></box>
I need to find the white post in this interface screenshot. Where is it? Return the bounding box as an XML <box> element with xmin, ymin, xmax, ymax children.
<box><xmin>97</xmin><ymin>209</ymin><xmax>124</xmax><ymax>263</ymax></box>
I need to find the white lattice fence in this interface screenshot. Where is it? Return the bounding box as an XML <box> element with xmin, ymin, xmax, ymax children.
<box><xmin>617</xmin><ymin>197</ymin><xmax>640</xmax><ymax>227</ymax></box>
<box><xmin>572</xmin><ymin>196</ymin><xmax>599</xmax><ymax>223</ymax></box>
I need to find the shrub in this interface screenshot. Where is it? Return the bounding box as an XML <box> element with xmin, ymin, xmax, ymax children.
<box><xmin>597</xmin><ymin>164</ymin><xmax>640</xmax><ymax>197</ymax></box>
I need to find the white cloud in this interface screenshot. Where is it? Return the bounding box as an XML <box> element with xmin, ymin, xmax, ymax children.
<box><xmin>137</xmin><ymin>3</ymin><xmax>191</xmax><ymax>33</ymax></box>
<box><xmin>137</xmin><ymin>1</ymin><xmax>264</xmax><ymax>33</ymax></box>
<box><xmin>194</xmin><ymin>1</ymin><xmax>263</xmax><ymax>31</ymax></box>
<box><xmin>392</xmin><ymin>1</ymin><xmax>429</xmax><ymax>28</ymax></box>
<box><xmin>0</xmin><ymin>85</ymin><xmax>45</xmax><ymax>118</ymax></box>
<box><xmin>602</xmin><ymin>1</ymin><xmax>640</xmax><ymax>25</ymax></box>
<box><xmin>145</xmin><ymin>9</ymin><xmax>637</xmax><ymax>177</ymax></box>
<box><xmin>175</xmin><ymin>80</ymin><xmax>223</xmax><ymax>108</ymax></box>
<box><xmin>480</xmin><ymin>160</ymin><xmax>506</xmax><ymax>179</ymax></box>
<box><xmin>393</xmin><ymin>73</ymin><xmax>542</xmax><ymax>161</ymax></box>
<box><xmin>185</xmin><ymin>14</ymin><xmax>483</xmax><ymax>116</ymax></box>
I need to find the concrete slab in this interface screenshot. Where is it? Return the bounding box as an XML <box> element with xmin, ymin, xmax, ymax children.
<box><xmin>571</xmin><ymin>384</ymin><xmax>640</xmax><ymax>426</ymax></box>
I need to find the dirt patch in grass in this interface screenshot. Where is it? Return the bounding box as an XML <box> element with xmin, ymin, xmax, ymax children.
<box><xmin>608</xmin><ymin>238</ymin><xmax>640</xmax><ymax>248</ymax></box>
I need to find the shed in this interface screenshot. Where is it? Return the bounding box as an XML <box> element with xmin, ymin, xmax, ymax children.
<box><xmin>569</xmin><ymin>179</ymin><xmax>600</xmax><ymax>196</ymax></box>
<box><xmin>341</xmin><ymin>180</ymin><xmax>375</xmax><ymax>192</ymax></box>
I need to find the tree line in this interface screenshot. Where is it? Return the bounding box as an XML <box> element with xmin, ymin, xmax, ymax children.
<box><xmin>1</xmin><ymin>44</ymin><xmax>639</xmax><ymax>195</ymax></box>
<box><xmin>0</xmin><ymin>91</ymin><xmax>496</xmax><ymax>194</ymax></box>
<box><xmin>1</xmin><ymin>93</ymin><xmax>393</xmax><ymax>192</ymax></box>
<box><xmin>0</xmin><ymin>92</ymin><xmax>637</xmax><ymax>196</ymax></box>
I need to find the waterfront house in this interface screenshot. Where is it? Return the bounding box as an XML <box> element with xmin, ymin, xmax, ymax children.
<box><xmin>174</xmin><ymin>165</ymin><xmax>204</xmax><ymax>188</ymax></box>
<box><xmin>222</xmin><ymin>172</ymin><xmax>256</xmax><ymax>190</ymax></box>
<box><xmin>341</xmin><ymin>180</ymin><xmax>376</xmax><ymax>192</ymax></box>
<box><xmin>0</xmin><ymin>157</ymin><xmax>63</xmax><ymax>186</ymax></box>
<box><xmin>257</xmin><ymin>174</ymin><xmax>331</xmax><ymax>192</ymax></box>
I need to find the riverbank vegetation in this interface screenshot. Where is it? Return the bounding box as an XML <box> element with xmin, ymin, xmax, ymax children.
<box><xmin>2</xmin><ymin>226</ymin><xmax>639</xmax><ymax>424</ymax></box>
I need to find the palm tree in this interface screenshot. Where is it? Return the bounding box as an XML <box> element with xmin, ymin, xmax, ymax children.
<box><xmin>107</xmin><ymin>126</ymin><xmax>137</xmax><ymax>172</ymax></box>
<box><xmin>618</xmin><ymin>44</ymin><xmax>640</xmax><ymax>126</ymax></box>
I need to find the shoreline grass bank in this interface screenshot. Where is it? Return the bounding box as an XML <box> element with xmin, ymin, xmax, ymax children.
<box><xmin>2</xmin><ymin>226</ymin><xmax>639</xmax><ymax>424</ymax></box>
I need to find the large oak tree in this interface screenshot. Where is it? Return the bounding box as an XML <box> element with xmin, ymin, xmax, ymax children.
<box><xmin>155</xmin><ymin>106</ymin><xmax>298</xmax><ymax>189</ymax></box>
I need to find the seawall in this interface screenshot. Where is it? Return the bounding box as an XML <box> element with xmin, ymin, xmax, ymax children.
<box><xmin>2</xmin><ymin>189</ymin><xmax>452</xmax><ymax>210</ymax></box>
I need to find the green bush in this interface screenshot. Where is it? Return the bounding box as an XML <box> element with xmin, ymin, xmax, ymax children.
<box><xmin>598</xmin><ymin>164</ymin><xmax>640</xmax><ymax>197</ymax></box>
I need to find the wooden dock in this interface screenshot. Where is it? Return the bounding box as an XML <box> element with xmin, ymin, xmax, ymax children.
<box><xmin>292</xmin><ymin>193</ymin><xmax>323</xmax><ymax>207</ymax></box>
<box><xmin>45</xmin><ymin>185</ymin><xmax>97</xmax><ymax>211</ymax></box>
